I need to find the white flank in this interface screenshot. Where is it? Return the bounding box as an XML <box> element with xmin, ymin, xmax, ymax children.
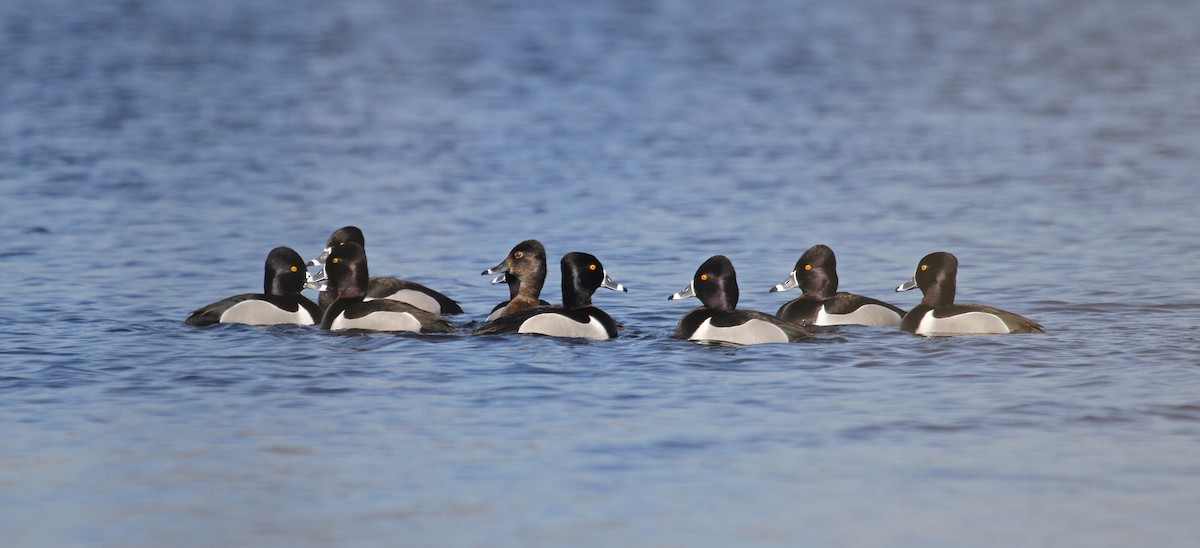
<box><xmin>915</xmin><ymin>311</ymin><xmax>1009</xmax><ymax>336</ymax></box>
<box><xmin>379</xmin><ymin>289</ymin><xmax>441</xmax><ymax>314</ymax></box>
<box><xmin>690</xmin><ymin>318</ymin><xmax>790</xmax><ymax>345</ymax></box>
<box><xmin>221</xmin><ymin>300</ymin><xmax>314</xmax><ymax>326</ymax></box>
<box><xmin>330</xmin><ymin>311</ymin><xmax>421</xmax><ymax>332</ymax></box>
<box><xmin>519</xmin><ymin>314</ymin><xmax>609</xmax><ymax>340</ymax></box>
<box><xmin>816</xmin><ymin>304</ymin><xmax>902</xmax><ymax>327</ymax></box>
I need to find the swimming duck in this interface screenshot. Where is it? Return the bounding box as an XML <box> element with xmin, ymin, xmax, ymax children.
<box><xmin>770</xmin><ymin>244</ymin><xmax>905</xmax><ymax>327</ymax></box>
<box><xmin>185</xmin><ymin>246</ymin><xmax>322</xmax><ymax>327</ymax></box>
<box><xmin>320</xmin><ymin>242</ymin><xmax>456</xmax><ymax>333</ymax></box>
<box><xmin>669</xmin><ymin>255</ymin><xmax>808</xmax><ymax>345</ymax></box>
<box><xmin>308</xmin><ymin>226</ymin><xmax>463</xmax><ymax>315</ymax></box>
<box><xmin>895</xmin><ymin>251</ymin><xmax>1044</xmax><ymax>336</ymax></box>
<box><xmin>481</xmin><ymin>239</ymin><xmax>550</xmax><ymax>321</ymax></box>
<box><xmin>475</xmin><ymin>252</ymin><xmax>627</xmax><ymax>340</ymax></box>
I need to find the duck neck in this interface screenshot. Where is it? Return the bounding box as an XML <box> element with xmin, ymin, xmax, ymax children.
<box><xmin>562</xmin><ymin>280</ymin><xmax>592</xmax><ymax>310</ymax></box>
<box><xmin>923</xmin><ymin>277</ymin><xmax>956</xmax><ymax>308</ymax></box>
<box><xmin>266</xmin><ymin>273</ymin><xmax>288</xmax><ymax>296</ymax></box>
<box><xmin>806</xmin><ymin>270</ymin><xmax>838</xmax><ymax>300</ymax></box>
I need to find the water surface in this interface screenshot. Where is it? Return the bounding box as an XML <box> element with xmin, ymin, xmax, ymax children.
<box><xmin>2</xmin><ymin>0</ymin><xmax>1200</xmax><ymax>545</ymax></box>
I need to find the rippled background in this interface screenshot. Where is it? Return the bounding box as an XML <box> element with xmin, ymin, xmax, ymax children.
<box><xmin>3</xmin><ymin>0</ymin><xmax>1199</xmax><ymax>545</ymax></box>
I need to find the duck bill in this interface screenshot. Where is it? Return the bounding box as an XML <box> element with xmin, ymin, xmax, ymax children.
<box><xmin>304</xmin><ymin>251</ymin><xmax>328</xmax><ymax>290</ymax></box>
<box><xmin>482</xmin><ymin>259</ymin><xmax>509</xmax><ymax>276</ymax></box>
<box><xmin>601</xmin><ymin>271</ymin><xmax>628</xmax><ymax>292</ymax></box>
<box><xmin>490</xmin><ymin>273</ymin><xmax>507</xmax><ymax>285</ymax></box>
<box><xmin>307</xmin><ymin>247</ymin><xmax>331</xmax><ymax>267</ymax></box>
<box><xmin>668</xmin><ymin>281</ymin><xmax>696</xmax><ymax>301</ymax></box>
<box><xmin>304</xmin><ymin>269</ymin><xmax>328</xmax><ymax>292</ymax></box>
<box><xmin>896</xmin><ymin>276</ymin><xmax>918</xmax><ymax>292</ymax></box>
<box><xmin>769</xmin><ymin>271</ymin><xmax>799</xmax><ymax>293</ymax></box>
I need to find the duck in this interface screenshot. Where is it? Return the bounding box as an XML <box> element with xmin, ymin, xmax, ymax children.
<box><xmin>308</xmin><ymin>226</ymin><xmax>463</xmax><ymax>315</ymax></box>
<box><xmin>185</xmin><ymin>246</ymin><xmax>322</xmax><ymax>327</ymax></box>
<box><xmin>770</xmin><ymin>244</ymin><xmax>905</xmax><ymax>327</ymax></box>
<box><xmin>320</xmin><ymin>242</ymin><xmax>457</xmax><ymax>333</ymax></box>
<box><xmin>895</xmin><ymin>251</ymin><xmax>1044</xmax><ymax>336</ymax></box>
<box><xmin>481</xmin><ymin>239</ymin><xmax>551</xmax><ymax>321</ymax></box>
<box><xmin>475</xmin><ymin>252</ymin><xmax>627</xmax><ymax>340</ymax></box>
<box><xmin>669</xmin><ymin>255</ymin><xmax>808</xmax><ymax>345</ymax></box>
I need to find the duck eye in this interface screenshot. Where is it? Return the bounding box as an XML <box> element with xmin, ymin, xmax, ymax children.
<box><xmin>514</xmin><ymin>251</ymin><xmax>523</xmax><ymax>259</ymax></box>
<box><xmin>804</xmin><ymin>264</ymin><xmax>812</xmax><ymax>271</ymax></box>
<box><xmin>920</xmin><ymin>264</ymin><xmax>927</xmax><ymax>271</ymax></box>
<box><xmin>589</xmin><ymin>264</ymin><xmax>597</xmax><ymax>271</ymax></box>
<box><xmin>290</xmin><ymin>266</ymin><xmax>298</xmax><ymax>272</ymax></box>
<box><xmin>700</xmin><ymin>273</ymin><xmax>709</xmax><ymax>281</ymax></box>
<box><xmin>332</xmin><ymin>258</ymin><xmax>340</xmax><ymax>264</ymax></box>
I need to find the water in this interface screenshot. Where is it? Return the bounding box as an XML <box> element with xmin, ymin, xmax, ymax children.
<box><xmin>3</xmin><ymin>0</ymin><xmax>1200</xmax><ymax>545</ymax></box>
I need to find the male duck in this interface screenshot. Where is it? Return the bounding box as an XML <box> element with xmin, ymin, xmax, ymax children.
<box><xmin>185</xmin><ymin>246</ymin><xmax>322</xmax><ymax>327</ymax></box>
<box><xmin>770</xmin><ymin>244</ymin><xmax>905</xmax><ymax>327</ymax></box>
<box><xmin>670</xmin><ymin>255</ymin><xmax>808</xmax><ymax>345</ymax></box>
<box><xmin>896</xmin><ymin>251</ymin><xmax>1044</xmax><ymax>336</ymax></box>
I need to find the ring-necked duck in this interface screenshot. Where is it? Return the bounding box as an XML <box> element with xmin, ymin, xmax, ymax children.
<box><xmin>475</xmin><ymin>252</ymin><xmax>627</xmax><ymax>340</ymax></box>
<box><xmin>669</xmin><ymin>255</ymin><xmax>808</xmax><ymax>345</ymax></box>
<box><xmin>185</xmin><ymin>246</ymin><xmax>322</xmax><ymax>327</ymax></box>
<box><xmin>770</xmin><ymin>244</ymin><xmax>905</xmax><ymax>327</ymax></box>
<box><xmin>308</xmin><ymin>226</ymin><xmax>463</xmax><ymax>315</ymax></box>
<box><xmin>320</xmin><ymin>242</ymin><xmax>456</xmax><ymax>333</ymax></box>
<box><xmin>481</xmin><ymin>239</ymin><xmax>550</xmax><ymax>321</ymax></box>
<box><xmin>895</xmin><ymin>251</ymin><xmax>1044</xmax><ymax>336</ymax></box>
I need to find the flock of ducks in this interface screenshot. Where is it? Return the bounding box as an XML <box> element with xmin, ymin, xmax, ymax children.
<box><xmin>185</xmin><ymin>226</ymin><xmax>1044</xmax><ymax>344</ymax></box>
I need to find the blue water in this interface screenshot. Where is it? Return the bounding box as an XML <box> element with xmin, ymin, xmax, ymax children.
<box><xmin>3</xmin><ymin>0</ymin><xmax>1200</xmax><ymax>545</ymax></box>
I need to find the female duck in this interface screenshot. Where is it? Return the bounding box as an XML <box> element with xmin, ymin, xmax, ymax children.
<box><xmin>309</xmin><ymin>226</ymin><xmax>463</xmax><ymax>315</ymax></box>
<box><xmin>770</xmin><ymin>244</ymin><xmax>905</xmax><ymax>327</ymax></box>
<box><xmin>481</xmin><ymin>239</ymin><xmax>550</xmax><ymax>321</ymax></box>
<box><xmin>186</xmin><ymin>246</ymin><xmax>322</xmax><ymax>327</ymax></box>
<box><xmin>320</xmin><ymin>242</ymin><xmax>456</xmax><ymax>333</ymax></box>
<box><xmin>896</xmin><ymin>251</ymin><xmax>1044</xmax><ymax>336</ymax></box>
<box><xmin>669</xmin><ymin>255</ymin><xmax>808</xmax><ymax>345</ymax></box>
<box><xmin>475</xmin><ymin>252</ymin><xmax>627</xmax><ymax>340</ymax></box>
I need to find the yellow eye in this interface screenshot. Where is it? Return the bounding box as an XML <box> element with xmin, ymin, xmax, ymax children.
<box><xmin>332</xmin><ymin>258</ymin><xmax>340</xmax><ymax>264</ymax></box>
<box><xmin>804</xmin><ymin>264</ymin><xmax>812</xmax><ymax>271</ymax></box>
<box><xmin>920</xmin><ymin>264</ymin><xmax>927</xmax><ymax>271</ymax></box>
<box><xmin>700</xmin><ymin>273</ymin><xmax>709</xmax><ymax>281</ymax></box>
<box><xmin>589</xmin><ymin>264</ymin><xmax>597</xmax><ymax>271</ymax></box>
<box><xmin>514</xmin><ymin>251</ymin><xmax>523</xmax><ymax>259</ymax></box>
<box><xmin>290</xmin><ymin>266</ymin><xmax>298</xmax><ymax>272</ymax></box>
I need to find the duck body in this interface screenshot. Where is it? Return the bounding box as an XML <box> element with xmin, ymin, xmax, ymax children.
<box><xmin>319</xmin><ymin>242</ymin><xmax>456</xmax><ymax>333</ymax></box>
<box><xmin>322</xmin><ymin>296</ymin><xmax>456</xmax><ymax>333</ymax></box>
<box><xmin>186</xmin><ymin>293</ymin><xmax>321</xmax><ymax>327</ymax></box>
<box><xmin>476</xmin><ymin>252</ymin><xmax>626</xmax><ymax>340</ymax></box>
<box><xmin>670</xmin><ymin>255</ymin><xmax>807</xmax><ymax>345</ymax></box>
<box><xmin>898</xmin><ymin>303</ymin><xmax>1042</xmax><ymax>336</ymax></box>
<box><xmin>896</xmin><ymin>251</ymin><xmax>1044</xmax><ymax>336</ymax></box>
<box><xmin>186</xmin><ymin>246</ymin><xmax>322</xmax><ymax>327</ymax></box>
<box><xmin>675</xmin><ymin>308</ymin><xmax>805</xmax><ymax>345</ymax></box>
<box><xmin>776</xmin><ymin>292</ymin><xmax>904</xmax><ymax>328</ymax></box>
<box><xmin>361</xmin><ymin>277</ymin><xmax>463</xmax><ymax>315</ymax></box>
<box><xmin>477</xmin><ymin>305</ymin><xmax>620</xmax><ymax>340</ymax></box>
